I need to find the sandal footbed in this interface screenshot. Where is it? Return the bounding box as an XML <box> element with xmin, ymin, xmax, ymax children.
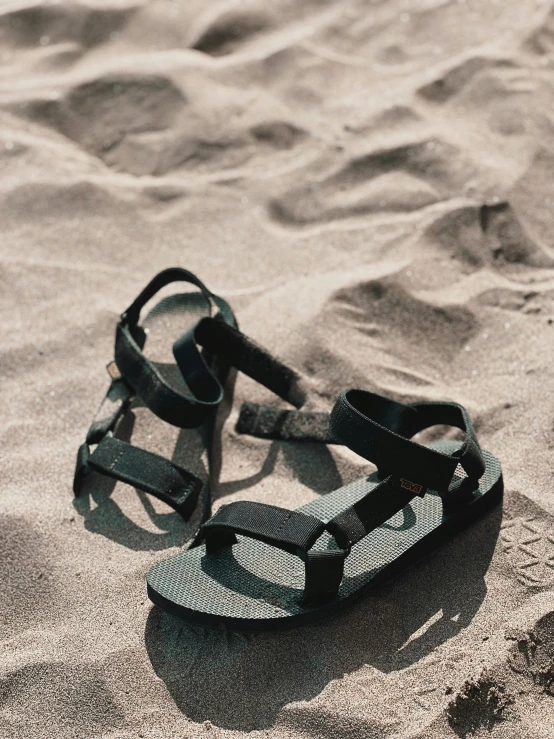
<box><xmin>146</xmin><ymin>440</ymin><xmax>502</xmax><ymax>631</ymax></box>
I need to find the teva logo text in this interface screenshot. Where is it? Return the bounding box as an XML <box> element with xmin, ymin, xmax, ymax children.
<box><xmin>399</xmin><ymin>478</ymin><xmax>423</xmax><ymax>495</ymax></box>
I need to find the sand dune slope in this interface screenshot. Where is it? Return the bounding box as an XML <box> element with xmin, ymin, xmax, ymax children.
<box><xmin>2</xmin><ymin>1</ymin><xmax>554</xmax><ymax>737</ymax></box>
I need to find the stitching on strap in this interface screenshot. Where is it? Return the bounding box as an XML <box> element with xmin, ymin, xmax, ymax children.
<box><xmin>109</xmin><ymin>448</ymin><xmax>125</xmax><ymax>471</ymax></box>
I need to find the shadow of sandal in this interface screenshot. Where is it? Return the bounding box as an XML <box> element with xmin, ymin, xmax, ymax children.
<box><xmin>144</xmin><ymin>502</ymin><xmax>502</xmax><ymax>731</ymax></box>
<box><xmin>214</xmin><ymin>439</ymin><xmax>343</xmax><ymax>501</ymax></box>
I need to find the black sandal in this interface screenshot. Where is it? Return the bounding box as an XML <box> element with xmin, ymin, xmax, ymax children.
<box><xmin>74</xmin><ymin>267</ymin><xmax>308</xmax><ymax>527</ymax></box>
<box><xmin>146</xmin><ymin>389</ymin><xmax>503</xmax><ymax>630</ymax></box>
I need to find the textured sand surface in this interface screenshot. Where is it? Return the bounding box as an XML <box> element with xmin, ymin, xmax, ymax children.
<box><xmin>3</xmin><ymin>0</ymin><xmax>554</xmax><ymax>736</ymax></box>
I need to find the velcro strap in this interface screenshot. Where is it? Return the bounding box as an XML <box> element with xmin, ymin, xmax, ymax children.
<box><xmin>86</xmin><ymin>374</ymin><xmax>133</xmax><ymax>445</ymax></box>
<box><xmin>236</xmin><ymin>402</ymin><xmax>334</xmax><ymax>442</ymax></box>
<box><xmin>202</xmin><ymin>501</ymin><xmax>325</xmax><ymax>555</ymax></box>
<box><xmin>87</xmin><ymin>435</ymin><xmax>202</xmax><ymax>518</ymax></box>
<box><xmin>328</xmin><ymin>477</ymin><xmax>416</xmax><ymax>548</ymax></box>
<box><xmin>330</xmin><ymin>390</ymin><xmax>459</xmax><ymax>493</ymax></box>
<box><xmin>195</xmin><ymin>318</ymin><xmax>307</xmax><ymax>409</ymax></box>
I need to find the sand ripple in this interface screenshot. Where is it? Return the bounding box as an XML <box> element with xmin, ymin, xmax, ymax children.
<box><xmin>3</xmin><ymin>0</ymin><xmax>554</xmax><ymax>737</ymax></box>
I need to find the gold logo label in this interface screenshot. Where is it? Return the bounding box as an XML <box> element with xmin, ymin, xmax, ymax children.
<box><xmin>400</xmin><ymin>478</ymin><xmax>423</xmax><ymax>495</ymax></box>
<box><xmin>106</xmin><ymin>360</ymin><xmax>122</xmax><ymax>381</ymax></box>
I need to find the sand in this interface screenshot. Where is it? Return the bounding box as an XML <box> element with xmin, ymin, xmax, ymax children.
<box><xmin>2</xmin><ymin>0</ymin><xmax>554</xmax><ymax>736</ymax></box>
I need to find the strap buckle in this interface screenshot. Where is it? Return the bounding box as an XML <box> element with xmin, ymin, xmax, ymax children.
<box><xmin>73</xmin><ymin>362</ymin><xmax>134</xmax><ymax>495</ymax></box>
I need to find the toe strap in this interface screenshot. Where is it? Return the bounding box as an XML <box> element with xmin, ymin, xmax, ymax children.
<box><xmin>200</xmin><ymin>501</ymin><xmax>349</xmax><ymax>605</ymax></box>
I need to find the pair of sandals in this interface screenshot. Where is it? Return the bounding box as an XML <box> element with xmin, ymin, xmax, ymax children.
<box><xmin>75</xmin><ymin>268</ymin><xmax>503</xmax><ymax>631</ymax></box>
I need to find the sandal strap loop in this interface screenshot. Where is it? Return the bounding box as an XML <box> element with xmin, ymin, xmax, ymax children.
<box><xmin>74</xmin><ymin>434</ymin><xmax>202</xmax><ymax>518</ymax></box>
<box><xmin>202</xmin><ymin>501</ymin><xmax>325</xmax><ymax>554</ymax></box>
<box><xmin>329</xmin><ymin>389</ymin><xmax>485</xmax><ymax>495</ymax></box>
<box><xmin>200</xmin><ymin>501</ymin><xmax>348</xmax><ymax>605</ymax></box>
<box><xmin>408</xmin><ymin>401</ymin><xmax>485</xmax><ymax>481</ymax></box>
<box><xmin>115</xmin><ymin>268</ymin><xmax>237</xmax><ymax>429</ymax></box>
<box><xmin>115</xmin><ymin>269</ymin><xmax>308</xmax><ymax>428</ymax></box>
<box><xmin>75</xmin><ymin>267</ymin><xmax>313</xmax><ymax>519</ymax></box>
<box><xmin>120</xmin><ymin>267</ymin><xmax>235</xmax><ymax>329</ymax></box>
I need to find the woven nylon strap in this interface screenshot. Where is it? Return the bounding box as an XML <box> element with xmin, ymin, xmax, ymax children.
<box><xmin>75</xmin><ymin>435</ymin><xmax>202</xmax><ymax>517</ymax></box>
<box><xmin>75</xmin><ymin>267</ymin><xmax>309</xmax><ymax>521</ymax></box>
<box><xmin>329</xmin><ymin>389</ymin><xmax>485</xmax><ymax>495</ymax></box>
<box><xmin>115</xmin><ymin>268</ymin><xmax>307</xmax><ymax>428</ymax></box>
<box><xmin>201</xmin><ymin>502</ymin><xmax>349</xmax><ymax>605</ymax></box>
<box><xmin>210</xmin><ymin>389</ymin><xmax>487</xmax><ymax>603</ymax></box>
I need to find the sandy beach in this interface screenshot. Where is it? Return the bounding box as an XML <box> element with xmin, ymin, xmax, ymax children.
<box><xmin>3</xmin><ymin>0</ymin><xmax>554</xmax><ymax>736</ymax></box>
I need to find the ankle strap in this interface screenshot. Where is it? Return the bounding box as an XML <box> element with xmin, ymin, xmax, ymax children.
<box><xmin>115</xmin><ymin>268</ymin><xmax>237</xmax><ymax>428</ymax></box>
<box><xmin>329</xmin><ymin>389</ymin><xmax>485</xmax><ymax>496</ymax></box>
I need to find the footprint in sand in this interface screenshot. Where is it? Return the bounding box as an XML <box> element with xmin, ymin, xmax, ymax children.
<box><xmin>524</xmin><ymin>3</ymin><xmax>554</xmax><ymax>55</ymax></box>
<box><xmin>0</xmin><ymin>1</ymin><xmax>134</xmax><ymax>49</ymax></box>
<box><xmin>0</xmin><ymin>516</ymin><xmax>57</xmax><ymax>638</ymax></box>
<box><xmin>292</xmin><ymin>275</ymin><xmax>480</xmax><ymax>398</ymax></box>
<box><xmin>330</xmin><ymin>277</ymin><xmax>478</xmax><ymax>366</ymax></box>
<box><xmin>191</xmin><ymin>8</ymin><xmax>272</xmax><ymax>57</ymax></box>
<box><xmin>0</xmin><ymin>661</ymin><xmax>124</xmax><ymax>738</ymax></box>
<box><xmin>418</xmin><ymin>57</ymin><xmax>515</xmax><ymax>104</ymax></box>
<box><xmin>270</xmin><ymin>138</ymin><xmax>476</xmax><ymax>227</ymax></box>
<box><xmin>423</xmin><ymin>200</ymin><xmax>554</xmax><ymax>273</ymax></box>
